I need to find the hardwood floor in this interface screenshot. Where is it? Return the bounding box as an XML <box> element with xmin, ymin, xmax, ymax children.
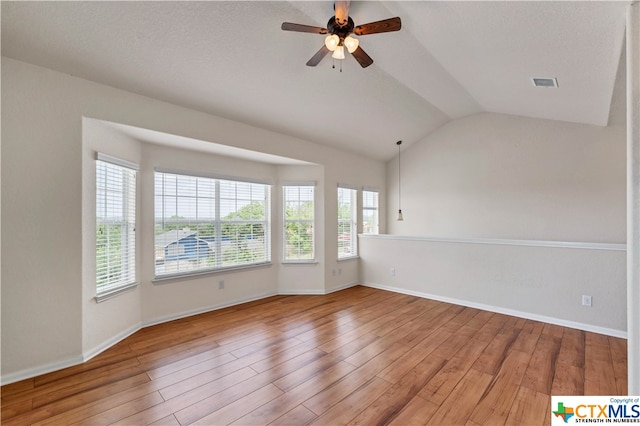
<box><xmin>1</xmin><ymin>286</ymin><xmax>627</xmax><ymax>425</ymax></box>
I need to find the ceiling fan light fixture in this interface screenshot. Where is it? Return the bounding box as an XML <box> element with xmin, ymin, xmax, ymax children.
<box><xmin>344</xmin><ymin>36</ymin><xmax>359</xmax><ymax>53</ymax></box>
<box><xmin>332</xmin><ymin>45</ymin><xmax>346</xmax><ymax>60</ymax></box>
<box><xmin>324</xmin><ymin>34</ymin><xmax>340</xmax><ymax>51</ymax></box>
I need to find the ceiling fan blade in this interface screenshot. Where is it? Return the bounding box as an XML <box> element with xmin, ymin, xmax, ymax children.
<box><xmin>351</xmin><ymin>45</ymin><xmax>373</xmax><ymax>68</ymax></box>
<box><xmin>306</xmin><ymin>45</ymin><xmax>330</xmax><ymax>67</ymax></box>
<box><xmin>334</xmin><ymin>1</ymin><xmax>351</xmax><ymax>27</ymax></box>
<box><xmin>354</xmin><ymin>17</ymin><xmax>401</xmax><ymax>36</ymax></box>
<box><xmin>281</xmin><ymin>22</ymin><xmax>328</xmax><ymax>34</ymax></box>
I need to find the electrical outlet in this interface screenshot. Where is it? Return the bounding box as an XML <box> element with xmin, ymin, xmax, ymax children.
<box><xmin>390</xmin><ymin>268</ymin><xmax>396</xmax><ymax>277</ymax></box>
<box><xmin>219</xmin><ymin>280</ymin><xmax>225</xmax><ymax>290</ymax></box>
<box><xmin>332</xmin><ymin>269</ymin><xmax>336</xmax><ymax>276</ymax></box>
<box><xmin>582</xmin><ymin>295</ymin><xmax>592</xmax><ymax>307</ymax></box>
<box><xmin>338</xmin><ymin>268</ymin><xmax>342</xmax><ymax>275</ymax></box>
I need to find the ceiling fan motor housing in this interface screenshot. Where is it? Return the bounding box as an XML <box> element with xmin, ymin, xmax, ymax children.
<box><xmin>327</xmin><ymin>16</ymin><xmax>355</xmax><ymax>42</ymax></box>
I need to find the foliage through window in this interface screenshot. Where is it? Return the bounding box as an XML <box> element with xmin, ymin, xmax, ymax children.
<box><xmin>154</xmin><ymin>171</ymin><xmax>270</xmax><ymax>277</ymax></box>
<box><xmin>96</xmin><ymin>155</ymin><xmax>137</xmax><ymax>295</ymax></box>
<box><xmin>362</xmin><ymin>190</ymin><xmax>379</xmax><ymax>234</ymax></box>
<box><xmin>283</xmin><ymin>185</ymin><xmax>314</xmax><ymax>261</ymax></box>
<box><xmin>337</xmin><ymin>186</ymin><xmax>357</xmax><ymax>259</ymax></box>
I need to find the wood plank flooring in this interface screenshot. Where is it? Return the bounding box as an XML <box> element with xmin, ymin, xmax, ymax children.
<box><xmin>1</xmin><ymin>286</ymin><xmax>627</xmax><ymax>425</ymax></box>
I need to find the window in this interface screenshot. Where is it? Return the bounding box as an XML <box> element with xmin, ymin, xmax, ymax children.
<box><xmin>96</xmin><ymin>154</ymin><xmax>138</xmax><ymax>297</ymax></box>
<box><xmin>362</xmin><ymin>190</ymin><xmax>379</xmax><ymax>235</ymax></box>
<box><xmin>154</xmin><ymin>171</ymin><xmax>270</xmax><ymax>278</ymax></box>
<box><xmin>337</xmin><ymin>186</ymin><xmax>357</xmax><ymax>259</ymax></box>
<box><xmin>283</xmin><ymin>185</ymin><xmax>314</xmax><ymax>261</ymax></box>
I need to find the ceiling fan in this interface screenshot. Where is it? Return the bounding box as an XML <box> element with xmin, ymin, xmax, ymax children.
<box><xmin>281</xmin><ymin>1</ymin><xmax>401</xmax><ymax>68</ymax></box>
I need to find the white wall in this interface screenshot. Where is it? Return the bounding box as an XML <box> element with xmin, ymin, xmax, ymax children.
<box><xmin>368</xmin><ymin>112</ymin><xmax>627</xmax><ymax>337</ymax></box>
<box><xmin>626</xmin><ymin>1</ymin><xmax>640</xmax><ymax>393</ymax></box>
<box><xmin>82</xmin><ymin>119</ymin><xmax>143</xmax><ymax>359</ymax></box>
<box><xmin>323</xmin><ymin>160</ymin><xmax>387</xmax><ymax>293</ymax></box>
<box><xmin>388</xmin><ymin>113</ymin><xmax>626</xmax><ymax>243</ymax></box>
<box><xmin>360</xmin><ymin>235</ymin><xmax>626</xmax><ymax>335</ymax></box>
<box><xmin>1</xmin><ymin>57</ymin><xmax>385</xmax><ymax>383</ymax></box>
<box><xmin>277</xmin><ymin>165</ymin><xmax>326</xmax><ymax>294</ymax></box>
<box><xmin>2</xmin><ymin>60</ymin><xmax>84</xmax><ymax>380</ymax></box>
<box><xmin>138</xmin><ymin>143</ymin><xmax>280</xmax><ymax>324</ymax></box>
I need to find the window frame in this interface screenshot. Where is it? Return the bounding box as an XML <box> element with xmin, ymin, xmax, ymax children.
<box><xmin>154</xmin><ymin>169</ymin><xmax>271</xmax><ymax>280</ymax></box>
<box><xmin>362</xmin><ymin>189</ymin><xmax>379</xmax><ymax>235</ymax></box>
<box><xmin>282</xmin><ymin>183</ymin><xmax>316</xmax><ymax>263</ymax></box>
<box><xmin>95</xmin><ymin>153</ymin><xmax>138</xmax><ymax>301</ymax></box>
<box><xmin>337</xmin><ymin>185</ymin><xmax>358</xmax><ymax>260</ymax></box>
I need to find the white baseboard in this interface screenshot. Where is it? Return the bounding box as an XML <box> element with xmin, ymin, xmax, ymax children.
<box><xmin>82</xmin><ymin>323</ymin><xmax>142</xmax><ymax>362</ymax></box>
<box><xmin>1</xmin><ymin>355</ymin><xmax>85</xmax><ymax>386</ymax></box>
<box><xmin>142</xmin><ymin>285</ymin><xmax>360</xmax><ymax>327</ymax></box>
<box><xmin>279</xmin><ymin>282</ymin><xmax>358</xmax><ymax>295</ymax></box>
<box><xmin>278</xmin><ymin>289</ymin><xmax>326</xmax><ymax>295</ymax></box>
<box><xmin>1</xmin><ymin>323</ymin><xmax>143</xmax><ymax>386</ymax></box>
<box><xmin>142</xmin><ymin>291</ymin><xmax>278</xmax><ymax>327</ymax></box>
<box><xmin>324</xmin><ymin>281</ymin><xmax>359</xmax><ymax>294</ymax></box>
<box><xmin>7</xmin><ymin>281</ymin><xmax>538</xmax><ymax>385</ymax></box>
<box><xmin>1</xmin><ymin>292</ymin><xmax>278</xmax><ymax>385</ymax></box>
<box><xmin>361</xmin><ymin>281</ymin><xmax>627</xmax><ymax>339</ymax></box>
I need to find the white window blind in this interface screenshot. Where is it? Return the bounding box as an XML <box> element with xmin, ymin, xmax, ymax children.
<box><xmin>337</xmin><ymin>186</ymin><xmax>357</xmax><ymax>259</ymax></box>
<box><xmin>283</xmin><ymin>185</ymin><xmax>314</xmax><ymax>261</ymax></box>
<box><xmin>362</xmin><ymin>190</ymin><xmax>379</xmax><ymax>235</ymax></box>
<box><xmin>96</xmin><ymin>156</ymin><xmax>137</xmax><ymax>296</ymax></box>
<box><xmin>154</xmin><ymin>171</ymin><xmax>271</xmax><ymax>278</ymax></box>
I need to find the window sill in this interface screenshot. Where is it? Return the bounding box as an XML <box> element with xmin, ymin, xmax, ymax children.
<box><xmin>95</xmin><ymin>282</ymin><xmax>138</xmax><ymax>303</ymax></box>
<box><xmin>337</xmin><ymin>256</ymin><xmax>359</xmax><ymax>262</ymax></box>
<box><xmin>152</xmin><ymin>262</ymin><xmax>272</xmax><ymax>284</ymax></box>
<box><xmin>281</xmin><ymin>260</ymin><xmax>318</xmax><ymax>265</ymax></box>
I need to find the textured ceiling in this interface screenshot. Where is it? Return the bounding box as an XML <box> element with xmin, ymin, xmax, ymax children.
<box><xmin>1</xmin><ymin>1</ymin><xmax>629</xmax><ymax>161</ymax></box>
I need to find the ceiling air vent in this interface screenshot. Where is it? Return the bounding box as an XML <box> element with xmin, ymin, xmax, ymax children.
<box><xmin>532</xmin><ymin>77</ymin><xmax>559</xmax><ymax>88</ymax></box>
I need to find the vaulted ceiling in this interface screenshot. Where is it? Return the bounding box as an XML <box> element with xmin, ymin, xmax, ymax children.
<box><xmin>1</xmin><ymin>1</ymin><xmax>629</xmax><ymax>161</ymax></box>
